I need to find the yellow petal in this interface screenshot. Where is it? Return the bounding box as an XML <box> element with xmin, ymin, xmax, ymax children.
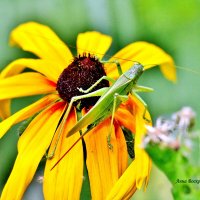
<box><xmin>10</xmin><ymin>22</ymin><xmax>73</xmax><ymax>67</ymax></box>
<box><xmin>124</xmin><ymin>94</ymin><xmax>151</xmax><ymax>151</ymax></box>
<box><xmin>44</xmin><ymin>109</ymin><xmax>83</xmax><ymax>200</ymax></box>
<box><xmin>160</xmin><ymin>62</ymin><xmax>176</xmax><ymax>83</ymax></box>
<box><xmin>107</xmin><ymin>154</ymin><xmax>151</xmax><ymax>200</ymax></box>
<box><xmin>0</xmin><ymin>72</ymin><xmax>56</xmax><ymax>100</ymax></box>
<box><xmin>0</xmin><ymin>102</ymin><xmax>65</xmax><ymax>200</ymax></box>
<box><xmin>0</xmin><ymin>94</ymin><xmax>59</xmax><ymax>138</ymax></box>
<box><xmin>106</xmin><ymin>160</ymin><xmax>137</xmax><ymax>200</ymax></box>
<box><xmin>77</xmin><ymin>31</ymin><xmax>112</xmax><ymax>59</ymax></box>
<box><xmin>128</xmin><ymin>94</ymin><xmax>152</xmax><ymax>189</ymax></box>
<box><xmin>134</xmin><ymin>114</ymin><xmax>152</xmax><ymax>190</ymax></box>
<box><xmin>105</xmin><ymin>41</ymin><xmax>176</xmax><ymax>82</ymax></box>
<box><xmin>107</xmin><ymin>95</ymin><xmax>152</xmax><ymax>199</ymax></box>
<box><xmin>0</xmin><ymin>57</ymin><xmax>60</xmax><ymax>119</ymax></box>
<box><xmin>84</xmin><ymin>118</ymin><xmax>121</xmax><ymax>200</ymax></box>
<box><xmin>0</xmin><ymin>99</ymin><xmax>10</xmax><ymax>119</ymax></box>
<box><xmin>1</xmin><ymin>58</ymin><xmax>63</xmax><ymax>82</ymax></box>
<box><xmin>114</xmin><ymin>122</ymin><xmax>128</xmax><ymax>176</ymax></box>
<box><xmin>115</xmin><ymin>106</ymin><xmax>136</xmax><ymax>133</ymax></box>
<box><xmin>0</xmin><ymin>74</ymin><xmax>11</xmax><ymax>119</ymax></box>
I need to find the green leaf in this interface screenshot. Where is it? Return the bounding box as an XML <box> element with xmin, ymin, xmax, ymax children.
<box><xmin>145</xmin><ymin>132</ymin><xmax>200</xmax><ymax>200</ymax></box>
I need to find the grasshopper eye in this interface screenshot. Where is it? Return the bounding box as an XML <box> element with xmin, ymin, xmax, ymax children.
<box><xmin>56</xmin><ymin>54</ymin><xmax>109</xmax><ymax>108</ymax></box>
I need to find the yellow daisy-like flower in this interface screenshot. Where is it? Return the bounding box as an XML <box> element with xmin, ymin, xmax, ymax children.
<box><xmin>0</xmin><ymin>22</ymin><xmax>176</xmax><ymax>200</ymax></box>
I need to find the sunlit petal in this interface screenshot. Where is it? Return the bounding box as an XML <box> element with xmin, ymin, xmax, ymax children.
<box><xmin>115</xmin><ymin>106</ymin><xmax>136</xmax><ymax>133</ymax></box>
<box><xmin>0</xmin><ymin>99</ymin><xmax>10</xmax><ymax>119</ymax></box>
<box><xmin>0</xmin><ymin>73</ymin><xmax>11</xmax><ymax>119</ymax></box>
<box><xmin>1</xmin><ymin>58</ymin><xmax>62</xmax><ymax>82</ymax></box>
<box><xmin>0</xmin><ymin>94</ymin><xmax>59</xmax><ymax>138</ymax></box>
<box><xmin>114</xmin><ymin>122</ymin><xmax>128</xmax><ymax>176</ymax></box>
<box><xmin>84</xmin><ymin>118</ymin><xmax>126</xmax><ymax>200</ymax></box>
<box><xmin>105</xmin><ymin>41</ymin><xmax>176</xmax><ymax>82</ymax></box>
<box><xmin>127</xmin><ymin>94</ymin><xmax>152</xmax><ymax>189</ymax></box>
<box><xmin>10</xmin><ymin>22</ymin><xmax>73</xmax><ymax>67</ymax></box>
<box><xmin>106</xmin><ymin>160</ymin><xmax>137</xmax><ymax>200</ymax></box>
<box><xmin>77</xmin><ymin>31</ymin><xmax>112</xmax><ymax>59</ymax></box>
<box><xmin>0</xmin><ymin>72</ymin><xmax>56</xmax><ymax>100</ymax></box>
<box><xmin>107</xmin><ymin>94</ymin><xmax>152</xmax><ymax>199</ymax></box>
<box><xmin>44</xmin><ymin>109</ymin><xmax>83</xmax><ymax>200</ymax></box>
<box><xmin>134</xmin><ymin>98</ymin><xmax>152</xmax><ymax>189</ymax></box>
<box><xmin>0</xmin><ymin>102</ymin><xmax>65</xmax><ymax>200</ymax></box>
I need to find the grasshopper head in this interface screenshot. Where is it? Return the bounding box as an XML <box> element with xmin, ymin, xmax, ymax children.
<box><xmin>124</xmin><ymin>62</ymin><xmax>144</xmax><ymax>81</ymax></box>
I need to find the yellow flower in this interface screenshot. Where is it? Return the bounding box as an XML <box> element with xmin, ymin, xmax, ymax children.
<box><xmin>0</xmin><ymin>22</ymin><xmax>176</xmax><ymax>200</ymax></box>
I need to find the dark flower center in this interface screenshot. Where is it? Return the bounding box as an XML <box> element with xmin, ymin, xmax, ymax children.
<box><xmin>56</xmin><ymin>54</ymin><xmax>109</xmax><ymax>109</ymax></box>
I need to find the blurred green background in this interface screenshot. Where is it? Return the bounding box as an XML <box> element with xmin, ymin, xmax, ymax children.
<box><xmin>0</xmin><ymin>0</ymin><xmax>199</xmax><ymax>199</ymax></box>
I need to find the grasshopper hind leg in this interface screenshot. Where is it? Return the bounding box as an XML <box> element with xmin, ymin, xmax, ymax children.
<box><xmin>78</xmin><ymin>76</ymin><xmax>114</xmax><ymax>94</ymax></box>
<box><xmin>101</xmin><ymin>60</ymin><xmax>123</xmax><ymax>76</ymax></box>
<box><xmin>107</xmin><ymin>93</ymin><xmax>128</xmax><ymax>150</ymax></box>
<box><xmin>46</xmin><ymin>104</ymin><xmax>68</xmax><ymax>159</ymax></box>
<box><xmin>131</xmin><ymin>90</ymin><xmax>151</xmax><ymax>123</ymax></box>
<box><xmin>46</xmin><ymin>88</ymin><xmax>107</xmax><ymax>159</ymax></box>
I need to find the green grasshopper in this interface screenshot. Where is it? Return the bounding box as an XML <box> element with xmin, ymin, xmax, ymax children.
<box><xmin>67</xmin><ymin>63</ymin><xmax>152</xmax><ymax>137</ymax></box>
<box><xmin>50</xmin><ymin>62</ymin><xmax>153</xmax><ymax>169</ymax></box>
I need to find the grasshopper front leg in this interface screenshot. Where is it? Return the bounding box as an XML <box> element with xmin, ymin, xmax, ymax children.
<box><xmin>78</xmin><ymin>76</ymin><xmax>115</xmax><ymax>93</ymax></box>
<box><xmin>131</xmin><ymin>86</ymin><xmax>153</xmax><ymax>123</ymax></box>
<box><xmin>101</xmin><ymin>60</ymin><xmax>123</xmax><ymax>76</ymax></box>
<box><xmin>107</xmin><ymin>93</ymin><xmax>128</xmax><ymax>150</ymax></box>
<box><xmin>78</xmin><ymin>59</ymin><xmax>125</xmax><ymax>94</ymax></box>
<box><xmin>133</xmin><ymin>85</ymin><xmax>154</xmax><ymax>93</ymax></box>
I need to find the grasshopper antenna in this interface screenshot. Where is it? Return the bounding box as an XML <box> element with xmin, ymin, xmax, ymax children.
<box><xmin>50</xmin><ymin>128</ymin><xmax>90</xmax><ymax>170</ymax></box>
<box><xmin>175</xmin><ymin>65</ymin><xmax>200</xmax><ymax>76</ymax></box>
